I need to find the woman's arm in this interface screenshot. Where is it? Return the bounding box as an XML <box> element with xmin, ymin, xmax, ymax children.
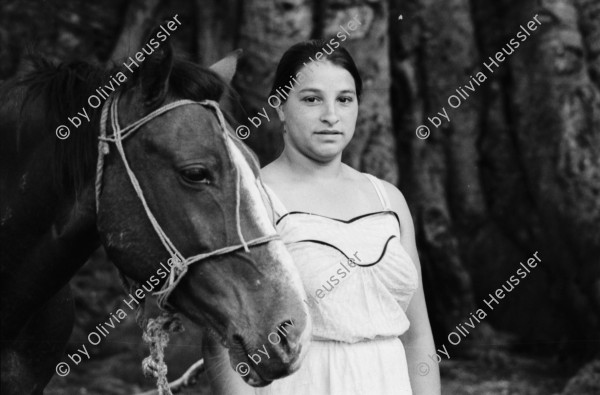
<box><xmin>383</xmin><ymin>181</ymin><xmax>442</xmax><ymax>395</ymax></box>
<box><xmin>202</xmin><ymin>335</ymin><xmax>256</xmax><ymax>395</ymax></box>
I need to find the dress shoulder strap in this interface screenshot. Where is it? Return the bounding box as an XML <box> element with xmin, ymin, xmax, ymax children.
<box><xmin>363</xmin><ymin>173</ymin><xmax>391</xmax><ymax>210</ymax></box>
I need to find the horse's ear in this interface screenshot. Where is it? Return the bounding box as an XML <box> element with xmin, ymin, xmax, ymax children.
<box><xmin>209</xmin><ymin>49</ymin><xmax>242</xmax><ymax>84</ymax></box>
<box><xmin>138</xmin><ymin>27</ymin><xmax>173</xmax><ymax>109</ymax></box>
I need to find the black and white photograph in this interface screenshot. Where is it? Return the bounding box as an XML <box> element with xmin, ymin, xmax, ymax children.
<box><xmin>1</xmin><ymin>0</ymin><xmax>599</xmax><ymax>394</ymax></box>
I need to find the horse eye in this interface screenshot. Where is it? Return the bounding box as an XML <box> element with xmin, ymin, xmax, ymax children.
<box><xmin>180</xmin><ymin>167</ymin><xmax>211</xmax><ymax>184</ymax></box>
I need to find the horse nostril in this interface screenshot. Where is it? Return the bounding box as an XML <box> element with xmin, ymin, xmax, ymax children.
<box><xmin>231</xmin><ymin>333</ymin><xmax>248</xmax><ymax>352</ymax></box>
<box><xmin>232</xmin><ymin>333</ymin><xmax>244</xmax><ymax>346</ymax></box>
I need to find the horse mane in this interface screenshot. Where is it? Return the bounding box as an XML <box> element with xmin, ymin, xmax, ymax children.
<box><xmin>4</xmin><ymin>54</ymin><xmax>239</xmax><ymax>197</ymax></box>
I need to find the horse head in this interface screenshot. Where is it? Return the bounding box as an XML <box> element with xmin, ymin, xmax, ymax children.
<box><xmin>96</xmin><ymin>38</ymin><xmax>310</xmax><ymax>386</ymax></box>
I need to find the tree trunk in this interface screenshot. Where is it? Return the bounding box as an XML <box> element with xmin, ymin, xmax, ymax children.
<box><xmin>194</xmin><ymin>0</ymin><xmax>241</xmax><ymax>66</ymax></box>
<box><xmin>233</xmin><ymin>0</ymin><xmax>313</xmax><ymax>162</ymax></box>
<box><xmin>389</xmin><ymin>0</ymin><xmax>600</xmax><ymax>355</ymax></box>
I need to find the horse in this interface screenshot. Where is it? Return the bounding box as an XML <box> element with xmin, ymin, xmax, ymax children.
<box><xmin>0</xmin><ymin>33</ymin><xmax>310</xmax><ymax>393</ymax></box>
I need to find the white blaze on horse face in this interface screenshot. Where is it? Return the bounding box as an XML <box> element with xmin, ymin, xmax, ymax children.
<box><xmin>225</xmin><ymin>137</ymin><xmax>308</xmax><ymax>300</ymax></box>
<box><xmin>226</xmin><ymin>137</ymin><xmax>313</xmax><ymax>357</ymax></box>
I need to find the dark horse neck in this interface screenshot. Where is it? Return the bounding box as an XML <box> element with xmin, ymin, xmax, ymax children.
<box><xmin>0</xmin><ymin>59</ymin><xmax>105</xmax><ymax>343</ymax></box>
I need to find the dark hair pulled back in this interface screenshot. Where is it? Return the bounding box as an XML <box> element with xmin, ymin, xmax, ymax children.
<box><xmin>269</xmin><ymin>39</ymin><xmax>363</xmax><ymax>104</ymax></box>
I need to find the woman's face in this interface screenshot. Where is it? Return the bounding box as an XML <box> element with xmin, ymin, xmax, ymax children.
<box><xmin>277</xmin><ymin>60</ymin><xmax>358</xmax><ymax>162</ymax></box>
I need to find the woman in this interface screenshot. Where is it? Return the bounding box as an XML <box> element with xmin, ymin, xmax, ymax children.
<box><xmin>205</xmin><ymin>40</ymin><xmax>441</xmax><ymax>395</ymax></box>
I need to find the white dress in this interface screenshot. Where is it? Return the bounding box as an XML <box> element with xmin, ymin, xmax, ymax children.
<box><xmin>256</xmin><ymin>173</ymin><xmax>419</xmax><ymax>395</ymax></box>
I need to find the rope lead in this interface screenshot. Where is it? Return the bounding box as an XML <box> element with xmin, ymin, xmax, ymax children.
<box><xmin>141</xmin><ymin>312</ymin><xmax>184</xmax><ymax>395</ymax></box>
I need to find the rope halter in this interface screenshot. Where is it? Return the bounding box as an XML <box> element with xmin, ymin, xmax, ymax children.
<box><xmin>94</xmin><ymin>91</ymin><xmax>281</xmax><ymax>394</ymax></box>
<box><xmin>95</xmin><ymin>91</ymin><xmax>280</xmax><ymax>309</ymax></box>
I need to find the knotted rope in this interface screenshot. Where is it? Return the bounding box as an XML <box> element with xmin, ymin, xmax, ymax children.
<box><xmin>141</xmin><ymin>313</ymin><xmax>183</xmax><ymax>395</ymax></box>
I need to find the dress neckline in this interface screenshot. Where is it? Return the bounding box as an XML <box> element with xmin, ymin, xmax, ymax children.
<box><xmin>275</xmin><ymin>209</ymin><xmax>400</xmax><ymax>226</ymax></box>
<box><xmin>265</xmin><ymin>173</ymin><xmax>394</xmax><ymax>223</ymax></box>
